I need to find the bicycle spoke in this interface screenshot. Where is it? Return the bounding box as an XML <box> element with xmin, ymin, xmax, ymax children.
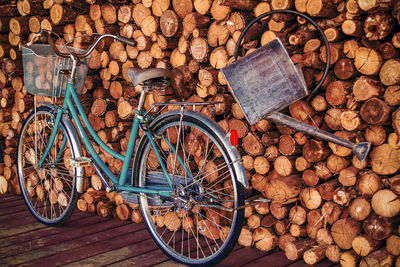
<box><xmin>138</xmin><ymin>115</ymin><xmax>244</xmax><ymax>264</ymax></box>
<box><xmin>18</xmin><ymin>109</ymin><xmax>78</xmax><ymax>225</ymax></box>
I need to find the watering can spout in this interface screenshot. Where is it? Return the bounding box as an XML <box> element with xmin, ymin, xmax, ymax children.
<box><xmin>353</xmin><ymin>142</ymin><xmax>371</xmax><ymax>162</ymax></box>
<box><xmin>266</xmin><ymin>112</ymin><xmax>371</xmax><ymax>161</ymax></box>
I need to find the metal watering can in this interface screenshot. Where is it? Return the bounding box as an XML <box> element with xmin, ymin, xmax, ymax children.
<box><xmin>222</xmin><ymin>10</ymin><xmax>370</xmax><ymax>161</ymax></box>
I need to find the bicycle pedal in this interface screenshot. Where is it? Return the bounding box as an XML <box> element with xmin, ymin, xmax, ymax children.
<box><xmin>69</xmin><ymin>157</ymin><xmax>92</xmax><ymax>167</ymax></box>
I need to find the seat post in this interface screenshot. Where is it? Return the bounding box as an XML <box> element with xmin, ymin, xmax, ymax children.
<box><xmin>137</xmin><ymin>86</ymin><xmax>149</xmax><ymax>111</ymax></box>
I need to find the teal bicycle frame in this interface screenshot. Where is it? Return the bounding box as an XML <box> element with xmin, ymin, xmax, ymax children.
<box><xmin>37</xmin><ymin>81</ymin><xmax>189</xmax><ymax>198</ymax></box>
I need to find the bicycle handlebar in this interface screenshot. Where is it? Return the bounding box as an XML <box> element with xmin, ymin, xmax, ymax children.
<box><xmin>29</xmin><ymin>30</ymin><xmax>137</xmax><ymax>59</ymax></box>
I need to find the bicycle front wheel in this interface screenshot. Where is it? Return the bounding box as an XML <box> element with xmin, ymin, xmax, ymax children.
<box><xmin>134</xmin><ymin>111</ymin><xmax>245</xmax><ymax>266</ymax></box>
<box><xmin>17</xmin><ymin>106</ymin><xmax>80</xmax><ymax>226</ymax></box>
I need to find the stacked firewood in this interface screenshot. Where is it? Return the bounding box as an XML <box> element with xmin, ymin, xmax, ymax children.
<box><xmin>0</xmin><ymin>0</ymin><xmax>399</xmax><ymax>265</ymax></box>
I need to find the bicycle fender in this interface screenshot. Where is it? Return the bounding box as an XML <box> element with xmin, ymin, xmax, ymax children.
<box><xmin>39</xmin><ymin>103</ymin><xmax>85</xmax><ymax>193</ymax></box>
<box><xmin>148</xmin><ymin>110</ymin><xmax>249</xmax><ymax>189</ymax></box>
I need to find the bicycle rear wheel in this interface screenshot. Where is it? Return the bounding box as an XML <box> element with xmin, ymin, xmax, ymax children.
<box><xmin>17</xmin><ymin>106</ymin><xmax>80</xmax><ymax>226</ymax></box>
<box><xmin>134</xmin><ymin>111</ymin><xmax>245</xmax><ymax>266</ymax></box>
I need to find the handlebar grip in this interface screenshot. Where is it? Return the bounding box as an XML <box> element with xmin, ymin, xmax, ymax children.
<box><xmin>116</xmin><ymin>35</ymin><xmax>136</xmax><ymax>47</ymax></box>
<box><xmin>45</xmin><ymin>31</ymin><xmax>70</xmax><ymax>58</ymax></box>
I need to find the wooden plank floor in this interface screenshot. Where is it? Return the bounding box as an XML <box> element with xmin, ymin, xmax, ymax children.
<box><xmin>0</xmin><ymin>194</ymin><xmax>338</xmax><ymax>267</ymax></box>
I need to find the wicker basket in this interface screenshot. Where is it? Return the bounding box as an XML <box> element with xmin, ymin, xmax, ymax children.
<box><xmin>22</xmin><ymin>44</ymin><xmax>90</xmax><ymax>97</ymax></box>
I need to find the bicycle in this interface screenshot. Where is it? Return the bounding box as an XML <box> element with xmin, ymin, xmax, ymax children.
<box><xmin>17</xmin><ymin>30</ymin><xmax>248</xmax><ymax>266</ymax></box>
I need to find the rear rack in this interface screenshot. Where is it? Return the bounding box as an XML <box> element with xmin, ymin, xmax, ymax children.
<box><xmin>145</xmin><ymin>101</ymin><xmax>223</xmax><ymax>119</ymax></box>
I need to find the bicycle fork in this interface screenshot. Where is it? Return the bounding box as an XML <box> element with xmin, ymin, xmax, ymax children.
<box><xmin>37</xmin><ymin>108</ymin><xmax>64</xmax><ymax>169</ymax></box>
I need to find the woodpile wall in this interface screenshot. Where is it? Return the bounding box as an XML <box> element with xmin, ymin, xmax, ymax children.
<box><xmin>0</xmin><ymin>0</ymin><xmax>400</xmax><ymax>265</ymax></box>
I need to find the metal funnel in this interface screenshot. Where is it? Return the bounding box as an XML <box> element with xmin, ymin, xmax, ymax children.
<box><xmin>267</xmin><ymin>112</ymin><xmax>371</xmax><ymax>161</ymax></box>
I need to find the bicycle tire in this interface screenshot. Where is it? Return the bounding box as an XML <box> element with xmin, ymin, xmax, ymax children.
<box><xmin>134</xmin><ymin>111</ymin><xmax>245</xmax><ymax>266</ymax></box>
<box><xmin>17</xmin><ymin>106</ymin><xmax>80</xmax><ymax>226</ymax></box>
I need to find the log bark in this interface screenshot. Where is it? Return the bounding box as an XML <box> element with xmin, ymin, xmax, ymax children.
<box><xmin>219</xmin><ymin>0</ymin><xmax>256</xmax><ymax>10</ymax></box>
<box><xmin>289</xmin><ymin>223</ymin><xmax>307</xmax><ymax>237</ymax></box>
<box><xmin>0</xmin><ymin>4</ymin><xmax>19</xmax><ymax>17</ymax></box>
<box><xmin>358</xmin><ymin>0</ymin><xmax>394</xmax><ymax>13</ymax></box>
<box><xmin>303</xmin><ymin>246</ymin><xmax>327</xmax><ymax>265</ymax></box>
<box><xmin>278</xmin><ymin>234</ymin><xmax>296</xmax><ymax>251</ymax></box>
<box><xmin>285</xmin><ymin>239</ymin><xmax>316</xmax><ymax>260</ymax></box>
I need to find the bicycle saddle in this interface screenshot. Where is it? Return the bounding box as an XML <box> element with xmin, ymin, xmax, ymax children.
<box><xmin>127</xmin><ymin>68</ymin><xmax>172</xmax><ymax>86</ymax></box>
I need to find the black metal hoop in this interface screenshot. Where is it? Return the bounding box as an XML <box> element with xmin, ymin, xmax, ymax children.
<box><xmin>234</xmin><ymin>9</ymin><xmax>330</xmax><ymax>95</ymax></box>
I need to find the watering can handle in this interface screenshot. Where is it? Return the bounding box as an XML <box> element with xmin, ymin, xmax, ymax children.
<box><xmin>234</xmin><ymin>9</ymin><xmax>330</xmax><ymax>96</ymax></box>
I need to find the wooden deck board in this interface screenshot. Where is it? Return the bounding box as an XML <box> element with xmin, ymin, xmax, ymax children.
<box><xmin>17</xmin><ymin>225</ymin><xmax>150</xmax><ymax>266</ymax></box>
<box><xmin>0</xmin><ymin>194</ymin><xmax>337</xmax><ymax>266</ymax></box>
<box><xmin>0</xmin><ymin>216</ymin><xmax>130</xmax><ymax>258</ymax></box>
<box><xmin>287</xmin><ymin>260</ymin><xmax>334</xmax><ymax>267</ymax></box>
<box><xmin>0</xmin><ymin>212</ymin><xmax>93</xmax><ymax>248</ymax></box>
<box><xmin>0</xmin><ymin>203</ymin><xmax>31</xmax><ymax>216</ymax></box>
<box><xmin>0</xmin><ymin>198</ymin><xmax>27</xmax><ymax>209</ymax></box>
<box><xmin>62</xmin><ymin>236</ymin><xmax>162</xmax><ymax>267</ymax></box>
<box><xmin>217</xmin><ymin>246</ymin><xmax>268</xmax><ymax>266</ymax></box>
<box><xmin>0</xmin><ymin>194</ymin><xmax>20</xmax><ymax>201</ymax></box>
<box><xmin>108</xmin><ymin>247</ymin><xmax>169</xmax><ymax>267</ymax></box>
<box><xmin>3</xmin><ymin>222</ymin><xmax>146</xmax><ymax>266</ymax></box>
